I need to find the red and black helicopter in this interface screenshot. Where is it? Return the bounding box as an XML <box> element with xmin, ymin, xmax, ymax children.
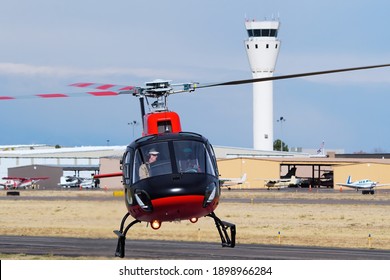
<box><xmin>2</xmin><ymin>64</ymin><xmax>390</xmax><ymax>258</ymax></box>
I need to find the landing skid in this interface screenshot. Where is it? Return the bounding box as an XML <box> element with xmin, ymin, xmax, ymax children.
<box><xmin>207</xmin><ymin>211</ymin><xmax>236</xmax><ymax>248</ymax></box>
<box><xmin>113</xmin><ymin>212</ymin><xmax>141</xmax><ymax>258</ymax></box>
<box><xmin>114</xmin><ymin>211</ymin><xmax>236</xmax><ymax>258</ymax></box>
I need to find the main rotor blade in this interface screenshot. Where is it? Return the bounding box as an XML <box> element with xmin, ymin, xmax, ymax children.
<box><xmin>197</xmin><ymin>64</ymin><xmax>390</xmax><ymax>88</ymax></box>
<box><xmin>0</xmin><ymin>91</ymin><xmax>120</xmax><ymax>100</ymax></box>
<box><xmin>69</xmin><ymin>82</ymin><xmax>136</xmax><ymax>92</ymax></box>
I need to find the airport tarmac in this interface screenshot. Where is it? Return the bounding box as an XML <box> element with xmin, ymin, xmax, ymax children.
<box><xmin>1</xmin><ymin>235</ymin><xmax>390</xmax><ymax>260</ymax></box>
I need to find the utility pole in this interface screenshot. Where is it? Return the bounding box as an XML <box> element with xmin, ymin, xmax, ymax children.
<box><xmin>277</xmin><ymin>116</ymin><xmax>286</xmax><ymax>151</ymax></box>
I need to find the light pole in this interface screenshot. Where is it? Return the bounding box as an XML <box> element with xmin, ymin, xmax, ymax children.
<box><xmin>128</xmin><ymin>120</ymin><xmax>138</xmax><ymax>139</ymax></box>
<box><xmin>277</xmin><ymin>116</ymin><xmax>286</xmax><ymax>151</ymax></box>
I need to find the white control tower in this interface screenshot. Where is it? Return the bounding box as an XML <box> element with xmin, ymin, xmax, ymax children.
<box><xmin>244</xmin><ymin>20</ymin><xmax>281</xmax><ymax>151</ymax></box>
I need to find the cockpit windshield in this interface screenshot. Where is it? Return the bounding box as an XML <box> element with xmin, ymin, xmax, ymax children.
<box><xmin>173</xmin><ymin>140</ymin><xmax>216</xmax><ymax>176</ymax></box>
<box><xmin>131</xmin><ymin>139</ymin><xmax>217</xmax><ymax>183</ymax></box>
<box><xmin>132</xmin><ymin>142</ymin><xmax>172</xmax><ymax>183</ymax></box>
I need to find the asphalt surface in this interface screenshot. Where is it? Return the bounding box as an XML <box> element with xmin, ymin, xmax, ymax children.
<box><xmin>1</xmin><ymin>235</ymin><xmax>389</xmax><ymax>260</ymax></box>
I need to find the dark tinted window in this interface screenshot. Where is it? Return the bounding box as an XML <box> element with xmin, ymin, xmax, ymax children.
<box><xmin>247</xmin><ymin>29</ymin><xmax>278</xmax><ymax>37</ymax></box>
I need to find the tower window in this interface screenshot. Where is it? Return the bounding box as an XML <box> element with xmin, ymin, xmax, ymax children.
<box><xmin>275</xmin><ymin>44</ymin><xmax>278</xmax><ymax>49</ymax></box>
<box><xmin>266</xmin><ymin>44</ymin><xmax>269</xmax><ymax>49</ymax></box>
<box><xmin>255</xmin><ymin>44</ymin><xmax>258</xmax><ymax>49</ymax></box>
<box><xmin>246</xmin><ymin>44</ymin><xmax>249</xmax><ymax>49</ymax></box>
<box><xmin>247</xmin><ymin>29</ymin><xmax>278</xmax><ymax>38</ymax></box>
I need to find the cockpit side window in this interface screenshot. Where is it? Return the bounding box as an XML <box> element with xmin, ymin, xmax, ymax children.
<box><xmin>123</xmin><ymin>150</ymin><xmax>133</xmax><ymax>185</ymax></box>
<box><xmin>132</xmin><ymin>149</ymin><xmax>143</xmax><ymax>183</ymax></box>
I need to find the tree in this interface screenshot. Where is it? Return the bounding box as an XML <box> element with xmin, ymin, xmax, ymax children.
<box><xmin>273</xmin><ymin>139</ymin><xmax>289</xmax><ymax>152</ymax></box>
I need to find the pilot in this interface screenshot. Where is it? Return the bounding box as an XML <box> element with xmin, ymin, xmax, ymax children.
<box><xmin>180</xmin><ymin>147</ymin><xmax>200</xmax><ymax>172</ymax></box>
<box><xmin>139</xmin><ymin>148</ymin><xmax>159</xmax><ymax>179</ymax></box>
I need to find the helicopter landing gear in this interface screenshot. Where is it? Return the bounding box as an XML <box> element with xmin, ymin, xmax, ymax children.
<box><xmin>113</xmin><ymin>212</ymin><xmax>141</xmax><ymax>258</ymax></box>
<box><xmin>207</xmin><ymin>212</ymin><xmax>236</xmax><ymax>248</ymax></box>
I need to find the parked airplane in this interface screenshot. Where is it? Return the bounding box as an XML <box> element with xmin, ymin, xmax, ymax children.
<box><xmin>1</xmin><ymin>177</ymin><xmax>48</xmax><ymax>189</ymax></box>
<box><xmin>59</xmin><ymin>176</ymin><xmax>81</xmax><ymax>188</ymax></box>
<box><xmin>265</xmin><ymin>175</ymin><xmax>302</xmax><ymax>190</ymax></box>
<box><xmin>220</xmin><ymin>173</ymin><xmax>247</xmax><ymax>190</ymax></box>
<box><xmin>336</xmin><ymin>176</ymin><xmax>390</xmax><ymax>195</ymax></box>
<box><xmin>0</xmin><ymin>179</ymin><xmax>13</xmax><ymax>189</ymax></box>
<box><xmin>79</xmin><ymin>178</ymin><xmax>97</xmax><ymax>189</ymax></box>
<box><xmin>59</xmin><ymin>176</ymin><xmax>99</xmax><ymax>189</ymax></box>
<box><xmin>260</xmin><ymin>167</ymin><xmax>301</xmax><ymax>189</ymax></box>
<box><xmin>300</xmin><ymin>171</ymin><xmax>334</xmax><ymax>188</ymax></box>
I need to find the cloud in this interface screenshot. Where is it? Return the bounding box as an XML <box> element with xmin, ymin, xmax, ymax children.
<box><xmin>0</xmin><ymin>62</ymin><xmax>190</xmax><ymax>80</ymax></box>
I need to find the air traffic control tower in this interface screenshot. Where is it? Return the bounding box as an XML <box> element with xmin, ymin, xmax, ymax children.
<box><xmin>244</xmin><ymin>20</ymin><xmax>281</xmax><ymax>151</ymax></box>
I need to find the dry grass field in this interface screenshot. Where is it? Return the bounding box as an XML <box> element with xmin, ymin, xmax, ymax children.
<box><xmin>1</xmin><ymin>189</ymin><xmax>390</xmax><ymax>252</ymax></box>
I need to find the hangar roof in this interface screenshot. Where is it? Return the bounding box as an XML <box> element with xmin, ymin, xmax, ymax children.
<box><xmin>0</xmin><ymin>145</ymin><xmax>125</xmax><ymax>158</ymax></box>
<box><xmin>2</xmin><ymin>144</ymin><xmax>390</xmax><ymax>167</ymax></box>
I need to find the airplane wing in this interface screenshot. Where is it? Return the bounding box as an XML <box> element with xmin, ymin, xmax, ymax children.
<box><xmin>220</xmin><ymin>173</ymin><xmax>246</xmax><ymax>187</ymax></box>
<box><xmin>336</xmin><ymin>183</ymin><xmax>360</xmax><ymax>190</ymax></box>
<box><xmin>373</xmin><ymin>183</ymin><xmax>390</xmax><ymax>187</ymax></box>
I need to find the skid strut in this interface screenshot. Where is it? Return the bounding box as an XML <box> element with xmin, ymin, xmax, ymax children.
<box><xmin>113</xmin><ymin>212</ymin><xmax>141</xmax><ymax>258</ymax></box>
<box><xmin>207</xmin><ymin>212</ymin><xmax>236</xmax><ymax>247</ymax></box>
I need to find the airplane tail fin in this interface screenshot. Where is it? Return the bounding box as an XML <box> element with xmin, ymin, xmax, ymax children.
<box><xmin>282</xmin><ymin>167</ymin><xmax>297</xmax><ymax>179</ymax></box>
<box><xmin>346</xmin><ymin>176</ymin><xmax>352</xmax><ymax>184</ymax></box>
<box><xmin>290</xmin><ymin>176</ymin><xmax>296</xmax><ymax>184</ymax></box>
<box><xmin>239</xmin><ymin>173</ymin><xmax>247</xmax><ymax>184</ymax></box>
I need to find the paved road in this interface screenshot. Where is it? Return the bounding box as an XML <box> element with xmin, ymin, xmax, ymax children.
<box><xmin>1</xmin><ymin>235</ymin><xmax>389</xmax><ymax>260</ymax></box>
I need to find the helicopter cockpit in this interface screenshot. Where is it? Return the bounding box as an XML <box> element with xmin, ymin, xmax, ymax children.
<box><xmin>126</xmin><ymin>134</ymin><xmax>217</xmax><ymax>185</ymax></box>
<box><xmin>122</xmin><ymin>132</ymin><xmax>218</xmax><ymax>187</ymax></box>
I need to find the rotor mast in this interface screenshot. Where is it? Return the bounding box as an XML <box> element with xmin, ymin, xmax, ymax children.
<box><xmin>125</xmin><ymin>79</ymin><xmax>197</xmax><ymax>136</ymax></box>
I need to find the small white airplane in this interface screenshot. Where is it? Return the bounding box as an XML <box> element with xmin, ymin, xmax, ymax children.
<box><xmin>336</xmin><ymin>176</ymin><xmax>390</xmax><ymax>195</ymax></box>
<box><xmin>264</xmin><ymin>176</ymin><xmax>302</xmax><ymax>190</ymax></box>
<box><xmin>220</xmin><ymin>173</ymin><xmax>247</xmax><ymax>189</ymax></box>
<box><xmin>59</xmin><ymin>176</ymin><xmax>82</xmax><ymax>188</ymax></box>
<box><xmin>59</xmin><ymin>176</ymin><xmax>99</xmax><ymax>189</ymax></box>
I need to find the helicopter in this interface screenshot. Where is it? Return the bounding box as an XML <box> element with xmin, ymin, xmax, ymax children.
<box><xmin>2</xmin><ymin>63</ymin><xmax>390</xmax><ymax>258</ymax></box>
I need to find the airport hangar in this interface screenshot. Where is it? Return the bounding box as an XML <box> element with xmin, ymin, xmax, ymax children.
<box><xmin>2</xmin><ymin>144</ymin><xmax>390</xmax><ymax>190</ymax></box>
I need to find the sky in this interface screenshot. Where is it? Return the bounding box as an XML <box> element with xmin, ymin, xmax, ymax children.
<box><xmin>0</xmin><ymin>0</ymin><xmax>389</xmax><ymax>153</ymax></box>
